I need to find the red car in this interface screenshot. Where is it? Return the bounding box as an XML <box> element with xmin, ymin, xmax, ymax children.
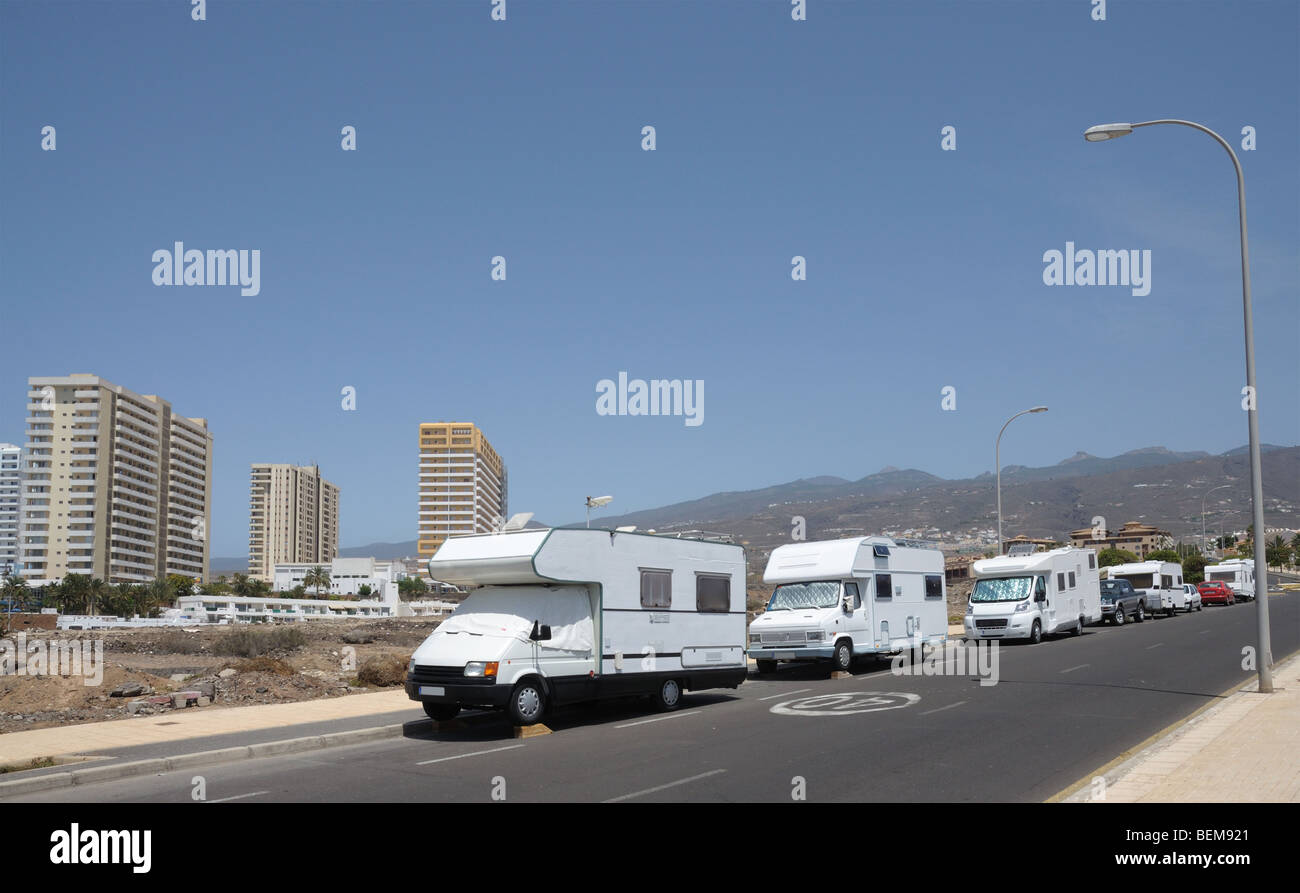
<box><xmin>1198</xmin><ymin>581</ymin><xmax>1235</xmax><ymax>605</ymax></box>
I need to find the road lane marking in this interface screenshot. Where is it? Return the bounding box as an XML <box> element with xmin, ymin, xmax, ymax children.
<box><xmin>416</xmin><ymin>744</ymin><xmax>524</xmax><ymax>765</ymax></box>
<box><xmin>615</xmin><ymin>710</ymin><xmax>700</xmax><ymax>729</ymax></box>
<box><xmin>209</xmin><ymin>790</ymin><xmax>269</xmax><ymax>803</ymax></box>
<box><xmin>604</xmin><ymin>769</ymin><xmax>727</xmax><ymax>802</ymax></box>
<box><xmin>1146</xmin><ymin>643</ymin><xmax>1164</xmax><ymax>650</ymax></box>
<box><xmin>758</xmin><ymin>688</ymin><xmax>810</xmax><ymax>701</ymax></box>
<box><xmin>919</xmin><ymin>700</ymin><xmax>967</xmax><ymax>716</ymax></box>
<box><xmin>1060</xmin><ymin>664</ymin><xmax>1089</xmax><ymax>674</ymax></box>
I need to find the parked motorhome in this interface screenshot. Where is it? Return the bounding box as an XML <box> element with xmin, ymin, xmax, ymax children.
<box><xmin>404</xmin><ymin>527</ymin><xmax>747</xmax><ymax>725</ymax></box>
<box><xmin>965</xmin><ymin>547</ymin><xmax>1101</xmax><ymax>643</ymax></box>
<box><xmin>1106</xmin><ymin>561</ymin><xmax>1183</xmax><ymax>616</ymax></box>
<box><xmin>1203</xmin><ymin>559</ymin><xmax>1257</xmax><ymax>601</ymax></box>
<box><xmin>748</xmin><ymin>536</ymin><xmax>948</xmax><ymax>673</ymax></box>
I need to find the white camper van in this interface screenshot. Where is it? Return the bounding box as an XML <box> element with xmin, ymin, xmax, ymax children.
<box><xmin>748</xmin><ymin>536</ymin><xmax>948</xmax><ymax>673</ymax></box>
<box><xmin>1106</xmin><ymin>561</ymin><xmax>1184</xmax><ymax>616</ymax></box>
<box><xmin>965</xmin><ymin>547</ymin><xmax>1101</xmax><ymax>643</ymax></box>
<box><xmin>1203</xmin><ymin>558</ymin><xmax>1256</xmax><ymax>601</ymax></box>
<box><xmin>405</xmin><ymin>527</ymin><xmax>747</xmax><ymax>725</ymax></box>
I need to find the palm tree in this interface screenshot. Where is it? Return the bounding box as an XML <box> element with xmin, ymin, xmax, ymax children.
<box><xmin>86</xmin><ymin>577</ymin><xmax>111</xmax><ymax>617</ymax></box>
<box><xmin>303</xmin><ymin>566</ymin><xmax>330</xmax><ymax>598</ymax></box>
<box><xmin>230</xmin><ymin>573</ymin><xmax>258</xmax><ymax>598</ymax></box>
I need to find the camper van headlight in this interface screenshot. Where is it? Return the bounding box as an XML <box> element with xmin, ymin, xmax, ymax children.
<box><xmin>806</xmin><ymin>630</ymin><xmax>825</xmax><ymax>642</ymax></box>
<box><xmin>407</xmin><ymin>657</ymin><xmax>416</xmax><ymax>675</ymax></box>
<box><xmin>1014</xmin><ymin>601</ymin><xmax>1031</xmax><ymax>613</ymax></box>
<box><xmin>464</xmin><ymin>661</ymin><xmax>499</xmax><ymax>678</ymax></box>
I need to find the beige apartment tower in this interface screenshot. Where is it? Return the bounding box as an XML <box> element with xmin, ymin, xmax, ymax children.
<box><xmin>21</xmin><ymin>374</ymin><xmax>213</xmax><ymax>584</ymax></box>
<box><xmin>248</xmin><ymin>464</ymin><xmax>340</xmax><ymax>581</ymax></box>
<box><xmin>417</xmin><ymin>423</ymin><xmax>506</xmax><ymax>563</ymax></box>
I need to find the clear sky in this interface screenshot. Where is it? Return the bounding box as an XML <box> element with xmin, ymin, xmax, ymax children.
<box><xmin>2</xmin><ymin>0</ymin><xmax>1297</xmax><ymax>558</ymax></box>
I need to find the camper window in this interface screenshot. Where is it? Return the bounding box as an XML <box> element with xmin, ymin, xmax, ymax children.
<box><xmin>1057</xmin><ymin>573</ymin><xmax>1066</xmax><ymax>591</ymax></box>
<box><xmin>875</xmin><ymin>574</ymin><xmax>892</xmax><ymax>601</ymax></box>
<box><xmin>1118</xmin><ymin>573</ymin><xmax>1154</xmax><ymax>589</ymax></box>
<box><xmin>925</xmin><ymin>574</ymin><xmax>943</xmax><ymax>599</ymax></box>
<box><xmin>767</xmin><ymin>581</ymin><xmax>840</xmax><ymax>611</ymax></box>
<box><xmin>1088</xmin><ymin>553</ymin><xmax>1096</xmax><ymax>569</ymax></box>
<box><xmin>1068</xmin><ymin>571</ymin><xmax>1076</xmax><ymax>589</ymax></box>
<box><xmin>640</xmin><ymin>569</ymin><xmax>672</xmax><ymax>609</ymax></box>
<box><xmin>844</xmin><ymin>581</ymin><xmax>861</xmax><ymax>609</ymax></box>
<box><xmin>695</xmin><ymin>574</ymin><xmax>730</xmax><ymax>613</ymax></box>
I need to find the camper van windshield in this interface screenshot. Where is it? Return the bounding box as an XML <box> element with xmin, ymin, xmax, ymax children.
<box><xmin>970</xmin><ymin>576</ymin><xmax>1033</xmax><ymax>603</ymax></box>
<box><xmin>1116</xmin><ymin>573</ymin><xmax>1154</xmax><ymax>589</ymax></box>
<box><xmin>767</xmin><ymin>581</ymin><xmax>841</xmax><ymax>611</ymax></box>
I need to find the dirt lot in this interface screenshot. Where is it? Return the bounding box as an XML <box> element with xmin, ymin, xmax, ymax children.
<box><xmin>0</xmin><ymin>618</ymin><xmax>438</xmax><ymax>734</ymax></box>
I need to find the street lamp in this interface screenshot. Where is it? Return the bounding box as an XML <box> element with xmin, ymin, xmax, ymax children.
<box><xmin>1085</xmin><ymin>118</ymin><xmax>1273</xmax><ymax>692</ymax></box>
<box><xmin>585</xmin><ymin>495</ymin><xmax>612</xmax><ymax>528</ymax></box>
<box><xmin>995</xmin><ymin>406</ymin><xmax>1048</xmax><ymax>554</ymax></box>
<box><xmin>1202</xmin><ymin>484</ymin><xmax>1232</xmax><ymax>555</ymax></box>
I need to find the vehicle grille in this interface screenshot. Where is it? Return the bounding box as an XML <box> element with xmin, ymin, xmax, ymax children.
<box><xmin>761</xmin><ymin>631</ymin><xmax>805</xmax><ymax>644</ymax></box>
<box><xmin>410</xmin><ymin>665</ymin><xmax>472</xmax><ymax>684</ymax></box>
<box><xmin>975</xmin><ymin>619</ymin><xmax>1008</xmax><ymax>630</ymax></box>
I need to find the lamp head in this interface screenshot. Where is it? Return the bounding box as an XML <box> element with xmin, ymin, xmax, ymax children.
<box><xmin>1084</xmin><ymin>123</ymin><xmax>1133</xmax><ymax>142</ymax></box>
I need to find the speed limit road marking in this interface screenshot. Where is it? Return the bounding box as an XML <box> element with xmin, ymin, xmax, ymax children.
<box><xmin>769</xmin><ymin>691</ymin><xmax>920</xmax><ymax>716</ymax></box>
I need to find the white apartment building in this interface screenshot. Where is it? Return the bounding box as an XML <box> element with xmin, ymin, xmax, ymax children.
<box><xmin>417</xmin><ymin>423</ymin><xmax>506</xmax><ymax>563</ymax></box>
<box><xmin>176</xmin><ymin>593</ymin><xmax>397</xmax><ymax>622</ymax></box>
<box><xmin>248</xmin><ymin>464</ymin><xmax>340</xmax><ymax>581</ymax></box>
<box><xmin>272</xmin><ymin>556</ymin><xmax>404</xmax><ymax>601</ymax></box>
<box><xmin>0</xmin><ymin>443</ymin><xmax>23</xmax><ymax>576</ymax></box>
<box><xmin>22</xmin><ymin>375</ymin><xmax>213</xmax><ymax>584</ymax></box>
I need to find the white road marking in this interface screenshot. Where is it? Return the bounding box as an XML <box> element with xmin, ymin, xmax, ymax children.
<box><xmin>208</xmin><ymin>790</ymin><xmax>269</xmax><ymax>803</ymax></box>
<box><xmin>604</xmin><ymin>769</ymin><xmax>727</xmax><ymax>802</ymax></box>
<box><xmin>919</xmin><ymin>700</ymin><xmax>967</xmax><ymax>716</ymax></box>
<box><xmin>1146</xmin><ymin>643</ymin><xmax>1164</xmax><ymax>650</ymax></box>
<box><xmin>416</xmin><ymin>744</ymin><xmax>524</xmax><ymax>765</ymax></box>
<box><xmin>758</xmin><ymin>688</ymin><xmax>810</xmax><ymax>701</ymax></box>
<box><xmin>1060</xmin><ymin>664</ymin><xmax>1089</xmax><ymax>674</ymax></box>
<box><xmin>1199</xmin><ymin>630</ymin><xmax>1211</xmax><ymax>635</ymax></box>
<box><xmin>615</xmin><ymin>710</ymin><xmax>700</xmax><ymax>729</ymax></box>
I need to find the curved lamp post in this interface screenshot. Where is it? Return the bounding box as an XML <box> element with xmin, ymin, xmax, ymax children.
<box><xmin>1202</xmin><ymin>484</ymin><xmax>1232</xmax><ymax>555</ymax></box>
<box><xmin>1085</xmin><ymin>119</ymin><xmax>1272</xmax><ymax>692</ymax></box>
<box><xmin>996</xmin><ymin>406</ymin><xmax>1048</xmax><ymax>554</ymax></box>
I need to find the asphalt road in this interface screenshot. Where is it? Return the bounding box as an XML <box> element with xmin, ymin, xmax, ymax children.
<box><xmin>11</xmin><ymin>592</ymin><xmax>1299</xmax><ymax>803</ymax></box>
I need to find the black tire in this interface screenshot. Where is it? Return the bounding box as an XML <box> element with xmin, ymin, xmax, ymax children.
<box><xmin>423</xmin><ymin>702</ymin><xmax>459</xmax><ymax>722</ymax></box>
<box><xmin>1197</xmin><ymin>602</ymin><xmax>1203</xmax><ymax>612</ymax></box>
<box><xmin>832</xmin><ymin>640</ymin><xmax>853</xmax><ymax>671</ymax></box>
<box><xmin>1135</xmin><ymin>603</ymin><xmax>1146</xmax><ymax>623</ymax></box>
<box><xmin>1114</xmin><ymin>607</ymin><xmax>1125</xmax><ymax>626</ymax></box>
<box><xmin>507</xmin><ymin>679</ymin><xmax>546</xmax><ymax>726</ymax></box>
<box><xmin>756</xmin><ymin>660</ymin><xmax>778</xmax><ymax>674</ymax></box>
<box><xmin>651</xmin><ymin>677</ymin><xmax>683</xmax><ymax>711</ymax></box>
<box><xmin>1028</xmin><ymin>620</ymin><xmax>1042</xmax><ymax>645</ymax></box>
<box><xmin>1074</xmin><ymin>615</ymin><xmax>1084</xmax><ymax>636</ymax></box>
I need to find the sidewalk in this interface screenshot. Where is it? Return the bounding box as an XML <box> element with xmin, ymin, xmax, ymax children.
<box><xmin>1069</xmin><ymin>650</ymin><xmax>1300</xmax><ymax>803</ymax></box>
<box><xmin>0</xmin><ymin>689</ymin><xmax>414</xmax><ymax>767</ymax></box>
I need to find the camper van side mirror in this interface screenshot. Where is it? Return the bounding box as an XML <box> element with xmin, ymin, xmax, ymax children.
<box><xmin>529</xmin><ymin>621</ymin><xmax>552</xmax><ymax>642</ymax></box>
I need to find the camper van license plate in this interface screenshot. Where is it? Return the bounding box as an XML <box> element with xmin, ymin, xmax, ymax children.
<box><xmin>419</xmin><ymin>686</ymin><xmax>445</xmax><ymax>696</ymax></box>
<box><xmin>775</xmin><ymin>652</ymin><xmax>796</xmax><ymax>660</ymax></box>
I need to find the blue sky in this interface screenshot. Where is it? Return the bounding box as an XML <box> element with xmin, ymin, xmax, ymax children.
<box><xmin>2</xmin><ymin>0</ymin><xmax>1297</xmax><ymax>558</ymax></box>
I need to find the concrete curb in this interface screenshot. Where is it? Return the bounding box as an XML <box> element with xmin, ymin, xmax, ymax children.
<box><xmin>0</xmin><ymin>722</ymin><xmax>411</xmax><ymax>800</ymax></box>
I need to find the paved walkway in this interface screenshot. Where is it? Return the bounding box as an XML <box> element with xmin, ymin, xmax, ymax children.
<box><xmin>1073</xmin><ymin>650</ymin><xmax>1300</xmax><ymax>803</ymax></box>
<box><xmin>0</xmin><ymin>690</ymin><xmax>413</xmax><ymax>766</ymax></box>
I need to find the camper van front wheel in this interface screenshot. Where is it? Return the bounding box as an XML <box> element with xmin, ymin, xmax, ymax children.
<box><xmin>508</xmin><ymin>680</ymin><xmax>546</xmax><ymax>726</ymax></box>
<box><xmin>833</xmin><ymin>640</ymin><xmax>852</xmax><ymax>671</ymax></box>
<box><xmin>1028</xmin><ymin>621</ymin><xmax>1042</xmax><ymax>645</ymax></box>
<box><xmin>423</xmin><ymin>702</ymin><xmax>459</xmax><ymax>722</ymax></box>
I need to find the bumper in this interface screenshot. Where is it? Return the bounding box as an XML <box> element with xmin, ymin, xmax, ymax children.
<box><xmin>405</xmin><ymin>677</ymin><xmax>510</xmax><ymax>708</ymax></box>
<box><xmin>963</xmin><ymin>617</ymin><xmax>1033</xmax><ymax>639</ymax></box>
<box><xmin>748</xmin><ymin>646</ymin><xmax>835</xmax><ymax>661</ymax></box>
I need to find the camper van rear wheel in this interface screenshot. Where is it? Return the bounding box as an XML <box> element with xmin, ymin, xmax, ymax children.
<box><xmin>1073</xmin><ymin>615</ymin><xmax>1084</xmax><ymax>637</ymax></box>
<box><xmin>1135</xmin><ymin>604</ymin><xmax>1145</xmax><ymax>623</ymax></box>
<box><xmin>423</xmin><ymin>702</ymin><xmax>459</xmax><ymax>722</ymax></box>
<box><xmin>508</xmin><ymin>680</ymin><xmax>546</xmax><ymax>726</ymax></box>
<box><xmin>1028</xmin><ymin>621</ymin><xmax>1042</xmax><ymax>645</ymax></box>
<box><xmin>833</xmin><ymin>640</ymin><xmax>853</xmax><ymax>671</ymax></box>
<box><xmin>756</xmin><ymin>660</ymin><xmax>778</xmax><ymax>674</ymax></box>
<box><xmin>652</xmin><ymin>678</ymin><xmax>682</xmax><ymax>711</ymax></box>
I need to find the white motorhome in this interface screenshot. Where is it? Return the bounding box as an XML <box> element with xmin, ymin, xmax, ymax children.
<box><xmin>965</xmin><ymin>547</ymin><xmax>1101</xmax><ymax>643</ymax></box>
<box><xmin>1203</xmin><ymin>558</ymin><xmax>1256</xmax><ymax>601</ymax></box>
<box><xmin>1107</xmin><ymin>560</ymin><xmax>1184</xmax><ymax>616</ymax></box>
<box><xmin>405</xmin><ymin>527</ymin><xmax>747</xmax><ymax>725</ymax></box>
<box><xmin>748</xmin><ymin>536</ymin><xmax>948</xmax><ymax>673</ymax></box>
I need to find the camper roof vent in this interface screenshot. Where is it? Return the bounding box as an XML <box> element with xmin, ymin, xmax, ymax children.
<box><xmin>872</xmin><ymin>544</ymin><xmax>891</xmax><ymax>558</ymax></box>
<box><xmin>660</xmin><ymin>529</ymin><xmax>737</xmax><ymax>544</ymax></box>
<box><xmin>1006</xmin><ymin>543</ymin><xmax>1037</xmax><ymax>557</ymax></box>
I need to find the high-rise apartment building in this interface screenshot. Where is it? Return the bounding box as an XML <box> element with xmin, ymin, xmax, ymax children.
<box><xmin>248</xmin><ymin>464</ymin><xmax>340</xmax><ymax>581</ymax></box>
<box><xmin>22</xmin><ymin>374</ymin><xmax>213</xmax><ymax>583</ymax></box>
<box><xmin>417</xmin><ymin>423</ymin><xmax>506</xmax><ymax>563</ymax></box>
<box><xmin>0</xmin><ymin>443</ymin><xmax>23</xmax><ymax>576</ymax></box>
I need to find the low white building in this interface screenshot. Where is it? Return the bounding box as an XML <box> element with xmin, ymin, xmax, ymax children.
<box><xmin>272</xmin><ymin>557</ymin><xmax>405</xmax><ymax>602</ymax></box>
<box><xmin>176</xmin><ymin>593</ymin><xmax>397</xmax><ymax>623</ymax></box>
